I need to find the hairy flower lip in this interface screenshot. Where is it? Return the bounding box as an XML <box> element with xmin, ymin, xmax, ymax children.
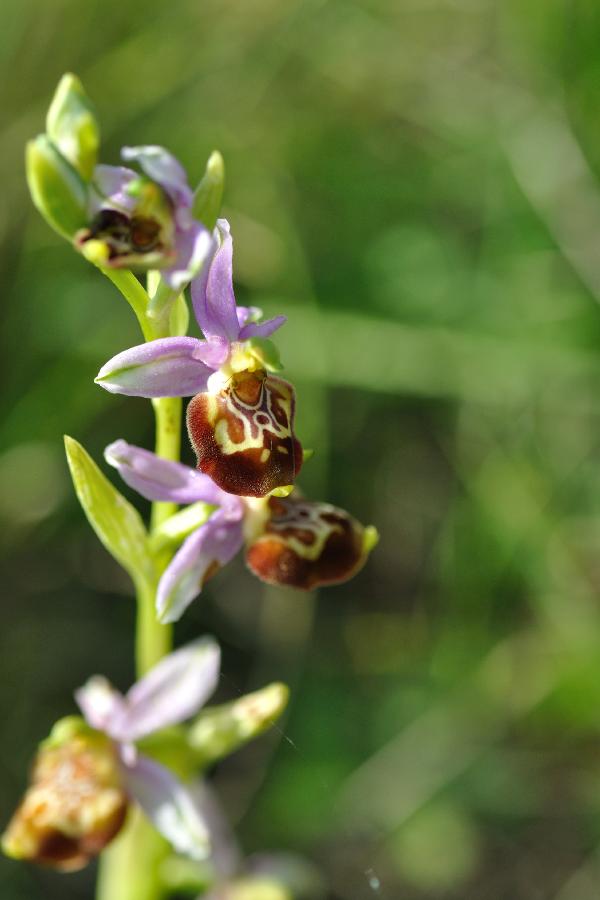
<box><xmin>244</xmin><ymin>495</ymin><xmax>372</xmax><ymax>590</ymax></box>
<box><xmin>186</xmin><ymin>370</ymin><xmax>303</xmax><ymax>499</ymax></box>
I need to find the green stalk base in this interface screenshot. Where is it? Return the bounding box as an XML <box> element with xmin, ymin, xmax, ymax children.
<box><xmin>96</xmin><ymin>810</ymin><xmax>169</xmax><ymax>900</ymax></box>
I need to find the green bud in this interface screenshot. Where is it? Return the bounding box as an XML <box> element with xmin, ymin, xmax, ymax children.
<box><xmin>188</xmin><ymin>682</ymin><xmax>289</xmax><ymax>766</ymax></box>
<box><xmin>46</xmin><ymin>73</ymin><xmax>99</xmax><ymax>181</ymax></box>
<box><xmin>26</xmin><ymin>135</ymin><xmax>88</xmax><ymax>239</ymax></box>
<box><xmin>192</xmin><ymin>150</ymin><xmax>225</xmax><ymax>230</ymax></box>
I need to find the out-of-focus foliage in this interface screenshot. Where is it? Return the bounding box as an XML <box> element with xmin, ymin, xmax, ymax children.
<box><xmin>4</xmin><ymin>1</ymin><xmax>600</xmax><ymax>898</ymax></box>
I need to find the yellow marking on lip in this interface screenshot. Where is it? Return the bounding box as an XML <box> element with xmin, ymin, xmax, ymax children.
<box><xmin>211</xmin><ymin>376</ymin><xmax>294</xmax><ymax>457</ymax></box>
<box><xmin>206</xmin><ymin>394</ymin><xmax>218</xmax><ymax>427</ymax></box>
<box><xmin>260</xmin><ymin>448</ymin><xmax>271</xmax><ymax>463</ymax></box>
<box><xmin>265</xmin><ymin>502</ymin><xmax>344</xmax><ymax>561</ymax></box>
<box><xmin>277</xmin><ymin>446</ymin><xmax>289</xmax><ymax>455</ymax></box>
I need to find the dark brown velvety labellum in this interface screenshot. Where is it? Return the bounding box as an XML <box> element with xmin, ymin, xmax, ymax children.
<box><xmin>1</xmin><ymin>734</ymin><xmax>127</xmax><ymax>871</ymax></box>
<box><xmin>245</xmin><ymin>495</ymin><xmax>367</xmax><ymax>589</ymax></box>
<box><xmin>186</xmin><ymin>369</ymin><xmax>303</xmax><ymax>497</ymax></box>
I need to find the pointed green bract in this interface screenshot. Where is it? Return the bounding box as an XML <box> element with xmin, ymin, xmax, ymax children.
<box><xmin>64</xmin><ymin>436</ymin><xmax>155</xmax><ymax>587</ymax></box>
<box><xmin>192</xmin><ymin>151</ymin><xmax>224</xmax><ymax>230</ymax></box>
<box><xmin>26</xmin><ymin>135</ymin><xmax>88</xmax><ymax>239</ymax></box>
<box><xmin>46</xmin><ymin>73</ymin><xmax>100</xmax><ymax>182</ymax></box>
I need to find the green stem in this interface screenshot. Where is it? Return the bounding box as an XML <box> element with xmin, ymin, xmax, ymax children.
<box><xmin>96</xmin><ymin>811</ymin><xmax>168</xmax><ymax>900</ymax></box>
<box><xmin>97</xmin><ymin>274</ymin><xmax>185</xmax><ymax>900</ymax></box>
<box><xmin>150</xmin><ymin>397</ymin><xmax>183</xmax><ymax>533</ymax></box>
<box><xmin>135</xmin><ymin>577</ymin><xmax>173</xmax><ymax>679</ymax></box>
<box><xmin>100</xmin><ymin>269</ymin><xmax>154</xmax><ymax>341</ymax></box>
<box><xmin>134</xmin><ymin>397</ymin><xmax>182</xmax><ymax>680</ymax></box>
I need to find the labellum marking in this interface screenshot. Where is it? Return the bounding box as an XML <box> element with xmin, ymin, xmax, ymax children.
<box><xmin>245</xmin><ymin>496</ymin><xmax>367</xmax><ymax>589</ymax></box>
<box><xmin>187</xmin><ymin>369</ymin><xmax>302</xmax><ymax>497</ymax></box>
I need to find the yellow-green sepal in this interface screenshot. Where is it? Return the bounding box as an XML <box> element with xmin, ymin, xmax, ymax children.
<box><xmin>26</xmin><ymin>135</ymin><xmax>88</xmax><ymax>239</ymax></box>
<box><xmin>46</xmin><ymin>73</ymin><xmax>99</xmax><ymax>182</ymax></box>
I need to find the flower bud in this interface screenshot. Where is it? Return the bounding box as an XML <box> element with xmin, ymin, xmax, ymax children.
<box><xmin>188</xmin><ymin>682</ymin><xmax>289</xmax><ymax>766</ymax></box>
<box><xmin>245</xmin><ymin>495</ymin><xmax>378</xmax><ymax>590</ymax></box>
<box><xmin>1</xmin><ymin>718</ymin><xmax>127</xmax><ymax>871</ymax></box>
<box><xmin>46</xmin><ymin>73</ymin><xmax>100</xmax><ymax>182</ymax></box>
<box><xmin>26</xmin><ymin>135</ymin><xmax>88</xmax><ymax>239</ymax></box>
<box><xmin>193</xmin><ymin>151</ymin><xmax>225</xmax><ymax>230</ymax></box>
<box><xmin>75</xmin><ymin>176</ymin><xmax>176</xmax><ymax>271</ymax></box>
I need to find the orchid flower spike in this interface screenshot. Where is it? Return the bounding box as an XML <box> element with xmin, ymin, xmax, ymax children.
<box><xmin>2</xmin><ymin>639</ymin><xmax>220</xmax><ymax>870</ymax></box>
<box><xmin>105</xmin><ymin>441</ymin><xmax>378</xmax><ymax>623</ymax></box>
<box><xmin>97</xmin><ymin>220</ymin><xmax>302</xmax><ymax>497</ymax></box>
<box><xmin>75</xmin><ymin>145</ymin><xmax>213</xmax><ymax>289</ymax></box>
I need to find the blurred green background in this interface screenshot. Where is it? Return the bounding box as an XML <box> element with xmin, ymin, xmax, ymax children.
<box><xmin>4</xmin><ymin>0</ymin><xmax>600</xmax><ymax>897</ymax></box>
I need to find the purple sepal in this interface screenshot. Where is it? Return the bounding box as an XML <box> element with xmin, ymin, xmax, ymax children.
<box><xmin>191</xmin><ymin>219</ymin><xmax>287</xmax><ymax>349</ymax></box>
<box><xmin>163</xmin><ymin>222</ymin><xmax>215</xmax><ymax>291</ymax></box>
<box><xmin>191</xmin><ymin>219</ymin><xmax>240</xmax><ymax>342</ymax></box>
<box><xmin>104</xmin><ymin>440</ymin><xmax>227</xmax><ymax>505</ymax></box>
<box><xmin>75</xmin><ymin>638</ymin><xmax>221</xmax><ymax>743</ymax></box>
<box><xmin>236</xmin><ymin>306</ymin><xmax>261</xmax><ymax>328</ymax></box>
<box><xmin>89</xmin><ymin>164</ymin><xmax>138</xmax><ymax>215</ymax></box>
<box><xmin>95</xmin><ymin>337</ymin><xmax>221</xmax><ymax>398</ymax></box>
<box><xmin>157</xmin><ymin>511</ymin><xmax>244</xmax><ymax>624</ymax></box>
<box><xmin>121</xmin><ymin>145</ymin><xmax>193</xmax><ymax>209</ymax></box>
<box><xmin>119</xmin><ymin>637</ymin><xmax>220</xmax><ymax>740</ymax></box>
<box><xmin>121</xmin><ymin>752</ymin><xmax>210</xmax><ymax>860</ymax></box>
